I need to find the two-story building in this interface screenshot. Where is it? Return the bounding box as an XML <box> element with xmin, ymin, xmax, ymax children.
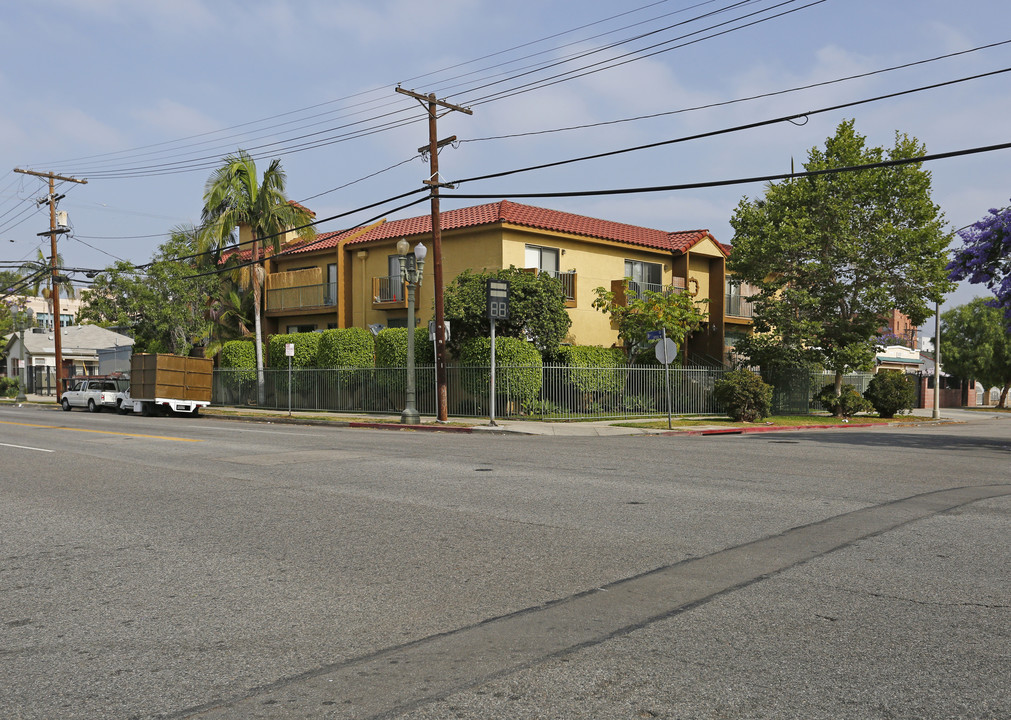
<box><xmin>255</xmin><ymin>200</ymin><xmax>753</xmax><ymax>361</ymax></box>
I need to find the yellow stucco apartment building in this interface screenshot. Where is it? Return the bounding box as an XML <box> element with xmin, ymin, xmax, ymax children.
<box><xmin>254</xmin><ymin>200</ymin><xmax>754</xmax><ymax>363</ymax></box>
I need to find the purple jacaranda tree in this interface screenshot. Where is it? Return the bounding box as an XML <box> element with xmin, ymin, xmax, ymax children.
<box><xmin>948</xmin><ymin>202</ymin><xmax>1011</xmax><ymax>322</ymax></box>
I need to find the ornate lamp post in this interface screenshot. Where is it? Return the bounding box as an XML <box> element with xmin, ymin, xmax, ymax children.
<box><xmin>397</xmin><ymin>238</ymin><xmax>427</xmax><ymax>424</ymax></box>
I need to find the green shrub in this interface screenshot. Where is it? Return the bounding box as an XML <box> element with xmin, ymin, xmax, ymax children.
<box><xmin>460</xmin><ymin>336</ymin><xmax>542</xmax><ymax>413</ymax></box>
<box><xmin>0</xmin><ymin>376</ymin><xmax>20</xmax><ymax>398</ymax></box>
<box><xmin>713</xmin><ymin>368</ymin><xmax>773</xmax><ymax>422</ymax></box>
<box><xmin>316</xmin><ymin>328</ymin><xmax>376</xmax><ymax>399</ymax></box>
<box><xmin>374</xmin><ymin>327</ymin><xmax>431</xmax><ymax>367</ymax></box>
<box><xmin>817</xmin><ymin>383</ymin><xmax>873</xmax><ymax>417</ymax></box>
<box><xmin>267</xmin><ymin>332</ymin><xmax>321</xmax><ymax>369</ymax></box>
<box><xmin>375</xmin><ymin>327</ymin><xmax>432</xmax><ymax>395</ymax></box>
<box><xmin>555</xmin><ymin>345</ymin><xmax>627</xmax><ymax>394</ymax></box>
<box><xmin>219</xmin><ymin>340</ymin><xmax>256</xmax><ymax>381</ymax></box>
<box><xmin>864</xmin><ymin>370</ymin><xmax>916</xmax><ymax>418</ymax></box>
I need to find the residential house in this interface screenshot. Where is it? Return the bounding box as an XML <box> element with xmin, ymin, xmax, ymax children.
<box><xmin>3</xmin><ymin>324</ymin><xmax>134</xmax><ymax>395</ymax></box>
<box><xmin>258</xmin><ymin>200</ymin><xmax>741</xmax><ymax>360</ymax></box>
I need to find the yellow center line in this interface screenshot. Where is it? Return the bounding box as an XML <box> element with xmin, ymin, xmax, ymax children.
<box><xmin>0</xmin><ymin>419</ymin><xmax>204</xmax><ymax>442</ymax></box>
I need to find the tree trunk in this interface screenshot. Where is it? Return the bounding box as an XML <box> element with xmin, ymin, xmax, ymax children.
<box><xmin>833</xmin><ymin>370</ymin><xmax>844</xmax><ymax>417</ymax></box>
<box><xmin>999</xmin><ymin>383</ymin><xmax>1010</xmax><ymax>409</ymax></box>
<box><xmin>252</xmin><ymin>238</ymin><xmax>265</xmax><ymax>407</ymax></box>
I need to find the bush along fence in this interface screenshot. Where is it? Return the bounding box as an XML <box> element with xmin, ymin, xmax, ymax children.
<box><xmin>214</xmin><ymin>335</ymin><xmax>878</xmax><ymax>420</ymax></box>
<box><xmin>212</xmin><ymin>364</ymin><xmax>733</xmax><ymax>420</ymax></box>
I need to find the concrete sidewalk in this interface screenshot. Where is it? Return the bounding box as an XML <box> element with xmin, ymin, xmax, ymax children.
<box><xmin>5</xmin><ymin>392</ymin><xmax>995</xmax><ymax>437</ymax></box>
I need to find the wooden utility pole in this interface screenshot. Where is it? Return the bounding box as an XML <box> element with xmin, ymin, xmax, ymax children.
<box><xmin>13</xmin><ymin>168</ymin><xmax>88</xmax><ymax>401</ymax></box>
<box><xmin>395</xmin><ymin>86</ymin><xmax>472</xmax><ymax>421</ymax></box>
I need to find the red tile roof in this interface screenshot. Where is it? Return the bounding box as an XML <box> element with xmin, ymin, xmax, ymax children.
<box><xmin>277</xmin><ymin>200</ymin><xmax>724</xmax><ymax>258</ymax></box>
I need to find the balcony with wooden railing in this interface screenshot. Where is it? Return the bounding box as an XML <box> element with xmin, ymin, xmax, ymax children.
<box><xmin>372</xmin><ymin>276</ymin><xmax>408</xmax><ymax>310</ymax></box>
<box><xmin>265</xmin><ymin>268</ymin><xmax>338</xmax><ymax>315</ymax></box>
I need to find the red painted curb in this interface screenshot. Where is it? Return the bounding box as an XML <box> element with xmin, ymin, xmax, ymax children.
<box><xmin>683</xmin><ymin>422</ymin><xmax>878</xmax><ymax>436</ymax></box>
<box><xmin>347</xmin><ymin>421</ymin><xmax>475</xmax><ymax>434</ymax></box>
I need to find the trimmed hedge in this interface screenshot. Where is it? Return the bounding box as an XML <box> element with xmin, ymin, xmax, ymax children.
<box><xmin>219</xmin><ymin>340</ymin><xmax>256</xmax><ymax>382</ymax></box>
<box><xmin>460</xmin><ymin>336</ymin><xmax>542</xmax><ymax>413</ymax></box>
<box><xmin>374</xmin><ymin>327</ymin><xmax>432</xmax><ymax>367</ymax></box>
<box><xmin>555</xmin><ymin>345</ymin><xmax>627</xmax><ymax>395</ymax></box>
<box><xmin>267</xmin><ymin>332</ymin><xmax>323</xmax><ymax>394</ymax></box>
<box><xmin>316</xmin><ymin>327</ymin><xmax>375</xmax><ymax>368</ymax></box>
<box><xmin>267</xmin><ymin>332</ymin><xmax>321</xmax><ymax>370</ymax></box>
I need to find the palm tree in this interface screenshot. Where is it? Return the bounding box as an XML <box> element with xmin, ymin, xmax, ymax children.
<box><xmin>200</xmin><ymin>150</ymin><xmax>316</xmax><ymax>404</ymax></box>
<box><xmin>19</xmin><ymin>248</ymin><xmax>76</xmax><ymax>329</ymax></box>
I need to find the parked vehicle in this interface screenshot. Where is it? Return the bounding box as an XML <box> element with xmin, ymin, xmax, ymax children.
<box><xmin>119</xmin><ymin>354</ymin><xmax>213</xmax><ymax>416</ymax></box>
<box><xmin>61</xmin><ymin>378</ymin><xmax>127</xmax><ymax>412</ymax></box>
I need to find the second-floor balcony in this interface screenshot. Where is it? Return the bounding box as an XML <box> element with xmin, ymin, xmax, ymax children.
<box><xmin>265</xmin><ymin>282</ymin><xmax>338</xmax><ymax>314</ymax></box>
<box><xmin>372</xmin><ymin>276</ymin><xmax>408</xmax><ymax>309</ymax></box>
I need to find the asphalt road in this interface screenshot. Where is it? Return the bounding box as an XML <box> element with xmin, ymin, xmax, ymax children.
<box><xmin>1</xmin><ymin>405</ymin><xmax>1008</xmax><ymax>719</ymax></box>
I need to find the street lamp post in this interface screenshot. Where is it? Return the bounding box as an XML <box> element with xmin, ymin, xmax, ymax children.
<box><xmin>397</xmin><ymin>239</ymin><xmax>427</xmax><ymax>424</ymax></box>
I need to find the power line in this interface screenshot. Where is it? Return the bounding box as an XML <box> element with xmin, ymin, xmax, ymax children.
<box><xmin>36</xmin><ymin>1</ymin><xmax>796</xmax><ymax>179</ymax></box>
<box><xmin>457</xmin><ymin>0</ymin><xmax>819</xmax><ymax>106</ymax></box>
<box><xmin>183</xmin><ymin>195</ymin><xmax>433</xmax><ymax>281</ymax></box>
<box><xmin>459</xmin><ymin>39</ymin><xmax>1011</xmax><ymax>144</ymax></box>
<box><xmin>450</xmin><ymin>67</ymin><xmax>1011</xmax><ymax>186</ymax></box>
<box><xmin>442</xmin><ymin>140</ymin><xmax>1011</xmax><ymax>200</ymax></box>
<box><xmin>30</xmin><ymin>0</ymin><xmax>716</xmax><ymax>171</ymax></box>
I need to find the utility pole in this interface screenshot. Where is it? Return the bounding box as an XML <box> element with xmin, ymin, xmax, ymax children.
<box><xmin>395</xmin><ymin>86</ymin><xmax>472</xmax><ymax>422</ymax></box>
<box><xmin>14</xmin><ymin>168</ymin><xmax>88</xmax><ymax>401</ymax></box>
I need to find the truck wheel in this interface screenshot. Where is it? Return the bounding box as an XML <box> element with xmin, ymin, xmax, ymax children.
<box><xmin>189</xmin><ymin>407</ymin><xmax>200</xmax><ymax>417</ymax></box>
<box><xmin>61</xmin><ymin>398</ymin><xmax>72</xmax><ymax>411</ymax></box>
<box><xmin>87</xmin><ymin>399</ymin><xmax>99</xmax><ymax>413</ymax></box>
<box><xmin>117</xmin><ymin>401</ymin><xmax>129</xmax><ymax>415</ymax></box>
<box><xmin>140</xmin><ymin>402</ymin><xmax>153</xmax><ymax>417</ymax></box>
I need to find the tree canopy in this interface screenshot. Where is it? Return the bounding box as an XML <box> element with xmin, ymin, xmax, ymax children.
<box><xmin>78</xmin><ymin>229</ymin><xmax>217</xmax><ymax>355</ymax></box>
<box><xmin>948</xmin><ymin>202</ymin><xmax>1011</xmax><ymax>323</ymax></box>
<box><xmin>940</xmin><ymin>298</ymin><xmax>1011</xmax><ymax>408</ymax></box>
<box><xmin>443</xmin><ymin>266</ymin><xmax>571</xmax><ymax>356</ymax></box>
<box><xmin>592</xmin><ymin>282</ymin><xmax>707</xmax><ymax>363</ymax></box>
<box><xmin>200</xmin><ymin>150</ymin><xmax>316</xmax><ymax>402</ymax></box>
<box><xmin>728</xmin><ymin>120</ymin><xmax>952</xmax><ymax>388</ymax></box>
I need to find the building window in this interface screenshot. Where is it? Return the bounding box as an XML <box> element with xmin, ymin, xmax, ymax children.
<box><xmin>624</xmin><ymin>260</ymin><xmax>662</xmax><ymax>297</ymax></box>
<box><xmin>525</xmin><ymin>245</ymin><xmax>559</xmax><ymax>275</ymax></box>
<box><xmin>725</xmin><ymin>279</ymin><xmax>757</xmax><ymax>318</ymax></box>
<box><xmin>286</xmin><ymin>324</ymin><xmax>316</xmax><ymax>333</ymax></box>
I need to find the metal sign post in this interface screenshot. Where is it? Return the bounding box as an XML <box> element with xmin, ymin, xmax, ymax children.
<box><xmin>487</xmin><ymin>280</ymin><xmax>510</xmax><ymax>426</ymax></box>
<box><xmin>652</xmin><ymin>329</ymin><xmax>678</xmax><ymax>430</ymax></box>
<box><xmin>285</xmin><ymin>342</ymin><xmax>295</xmax><ymax>417</ymax></box>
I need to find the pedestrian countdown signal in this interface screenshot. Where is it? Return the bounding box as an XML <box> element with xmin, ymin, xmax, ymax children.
<box><xmin>487</xmin><ymin>279</ymin><xmax>510</xmax><ymax>320</ymax></box>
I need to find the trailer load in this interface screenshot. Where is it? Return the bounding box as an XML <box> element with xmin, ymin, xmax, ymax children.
<box><xmin>119</xmin><ymin>353</ymin><xmax>213</xmax><ymax>416</ymax></box>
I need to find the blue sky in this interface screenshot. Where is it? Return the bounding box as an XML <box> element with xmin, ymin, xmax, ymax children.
<box><xmin>2</xmin><ymin>0</ymin><xmax>1009</xmax><ymax>337</ymax></box>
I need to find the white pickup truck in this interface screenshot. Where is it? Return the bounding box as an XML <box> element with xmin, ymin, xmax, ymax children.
<box><xmin>60</xmin><ymin>378</ymin><xmax>129</xmax><ymax>413</ymax></box>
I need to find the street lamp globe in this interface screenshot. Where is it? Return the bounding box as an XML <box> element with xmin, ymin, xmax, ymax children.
<box><xmin>396</xmin><ymin>238</ymin><xmax>410</xmax><ymax>257</ymax></box>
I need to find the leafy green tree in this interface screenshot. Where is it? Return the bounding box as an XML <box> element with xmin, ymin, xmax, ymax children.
<box><xmin>941</xmin><ymin>298</ymin><xmax>1011</xmax><ymax>408</ymax></box>
<box><xmin>0</xmin><ymin>270</ymin><xmax>22</xmax><ymax>336</ymax></box>
<box><xmin>78</xmin><ymin>228</ymin><xmax>215</xmax><ymax>355</ymax></box>
<box><xmin>728</xmin><ymin>120</ymin><xmax>952</xmax><ymax>395</ymax></box>
<box><xmin>591</xmin><ymin>281</ymin><xmax>707</xmax><ymax>363</ymax></box>
<box><xmin>200</xmin><ymin>150</ymin><xmax>316</xmax><ymax>404</ymax></box>
<box><xmin>443</xmin><ymin>266</ymin><xmax>571</xmax><ymax>357</ymax></box>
